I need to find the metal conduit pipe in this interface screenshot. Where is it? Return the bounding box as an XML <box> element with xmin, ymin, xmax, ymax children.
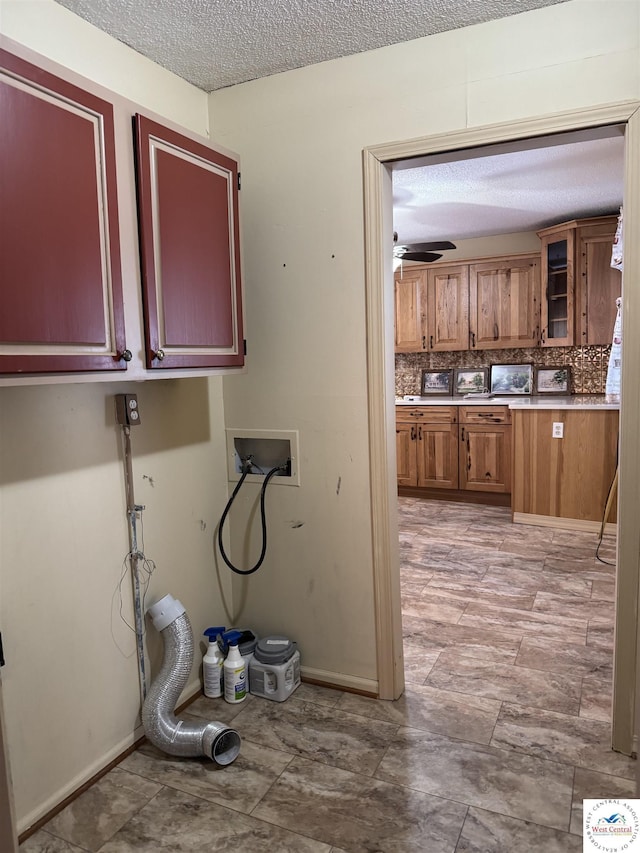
<box><xmin>142</xmin><ymin>594</ymin><xmax>241</xmax><ymax>765</ymax></box>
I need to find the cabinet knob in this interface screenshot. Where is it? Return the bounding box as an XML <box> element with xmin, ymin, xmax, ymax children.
<box><xmin>153</xmin><ymin>349</ymin><xmax>166</xmax><ymax>361</ymax></box>
<box><xmin>119</xmin><ymin>349</ymin><xmax>133</xmax><ymax>362</ymax></box>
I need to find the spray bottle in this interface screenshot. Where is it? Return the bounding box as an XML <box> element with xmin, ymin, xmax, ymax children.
<box><xmin>223</xmin><ymin>630</ymin><xmax>247</xmax><ymax>703</ymax></box>
<box><xmin>202</xmin><ymin>626</ymin><xmax>225</xmax><ymax>699</ymax></box>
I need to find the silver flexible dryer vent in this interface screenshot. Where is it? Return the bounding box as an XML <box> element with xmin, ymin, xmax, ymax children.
<box><xmin>142</xmin><ymin>594</ymin><xmax>241</xmax><ymax>765</ymax></box>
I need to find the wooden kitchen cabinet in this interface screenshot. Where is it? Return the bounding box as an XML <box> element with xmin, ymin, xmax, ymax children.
<box><xmin>426</xmin><ymin>265</ymin><xmax>469</xmax><ymax>351</ymax></box>
<box><xmin>538</xmin><ymin>225</ymin><xmax>575</xmax><ymax>346</ymax></box>
<box><xmin>538</xmin><ymin>216</ymin><xmax>620</xmax><ymax>348</ymax></box>
<box><xmin>0</xmin><ymin>49</ymin><xmax>127</xmax><ymax>373</ymax></box>
<box><xmin>512</xmin><ymin>408</ymin><xmax>618</xmax><ymax>525</ymax></box>
<box><xmin>576</xmin><ymin>219</ymin><xmax>622</xmax><ymax>345</ymax></box>
<box><xmin>394</xmin><ymin>265</ymin><xmax>468</xmax><ymax>352</ymax></box>
<box><xmin>459</xmin><ymin>407</ymin><xmax>512</xmax><ymax>493</ymax></box>
<box><xmin>395</xmin><ymin>407</ymin><xmax>458</xmax><ymax>489</ymax></box>
<box><xmin>469</xmin><ymin>255</ymin><xmax>540</xmax><ymax>350</ymax></box>
<box><xmin>396</xmin><ymin>405</ymin><xmax>512</xmax><ymax>498</ymax></box>
<box><xmin>394</xmin><ymin>268</ymin><xmax>428</xmax><ymax>351</ymax></box>
<box><xmin>134</xmin><ymin>114</ymin><xmax>244</xmax><ymax>369</ymax></box>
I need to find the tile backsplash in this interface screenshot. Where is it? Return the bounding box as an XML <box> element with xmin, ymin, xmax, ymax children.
<box><xmin>395</xmin><ymin>345</ymin><xmax>611</xmax><ymax>397</ymax></box>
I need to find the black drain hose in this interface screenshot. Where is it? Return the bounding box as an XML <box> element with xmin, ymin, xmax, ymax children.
<box><xmin>217</xmin><ymin>463</ymin><xmax>284</xmax><ymax>575</ymax></box>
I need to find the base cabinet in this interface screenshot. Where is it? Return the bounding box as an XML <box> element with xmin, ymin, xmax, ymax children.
<box><xmin>396</xmin><ymin>405</ymin><xmax>511</xmax><ymax>497</ymax></box>
<box><xmin>459</xmin><ymin>407</ymin><xmax>512</xmax><ymax>493</ymax></box>
<box><xmin>395</xmin><ymin>407</ymin><xmax>458</xmax><ymax>489</ymax></box>
<box><xmin>512</xmin><ymin>409</ymin><xmax>618</xmax><ymax>523</ymax></box>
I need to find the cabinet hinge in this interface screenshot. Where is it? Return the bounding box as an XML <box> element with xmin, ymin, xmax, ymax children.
<box><xmin>243</xmin><ymin>339</ymin><xmax>247</xmax><ymax>356</ymax></box>
<box><xmin>237</xmin><ymin>172</ymin><xmax>241</xmax><ymax>191</ymax></box>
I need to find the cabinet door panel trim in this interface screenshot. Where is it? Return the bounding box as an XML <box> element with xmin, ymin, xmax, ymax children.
<box><xmin>0</xmin><ymin>49</ymin><xmax>126</xmax><ymax>373</ymax></box>
<box><xmin>134</xmin><ymin>114</ymin><xmax>244</xmax><ymax>369</ymax></box>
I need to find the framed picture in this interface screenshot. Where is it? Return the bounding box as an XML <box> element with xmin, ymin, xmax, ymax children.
<box><xmin>420</xmin><ymin>369</ymin><xmax>453</xmax><ymax>396</ymax></box>
<box><xmin>489</xmin><ymin>363</ymin><xmax>533</xmax><ymax>395</ymax></box>
<box><xmin>454</xmin><ymin>367</ymin><xmax>489</xmax><ymax>396</ymax></box>
<box><xmin>535</xmin><ymin>365</ymin><xmax>571</xmax><ymax>395</ymax></box>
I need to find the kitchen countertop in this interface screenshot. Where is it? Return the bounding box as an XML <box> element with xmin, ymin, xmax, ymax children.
<box><xmin>396</xmin><ymin>395</ymin><xmax>619</xmax><ymax>410</ymax></box>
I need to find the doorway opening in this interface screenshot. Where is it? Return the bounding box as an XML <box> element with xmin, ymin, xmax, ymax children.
<box><xmin>363</xmin><ymin>101</ymin><xmax>640</xmax><ymax>756</ymax></box>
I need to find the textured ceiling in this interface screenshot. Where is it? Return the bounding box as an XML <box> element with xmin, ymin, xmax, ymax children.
<box><xmin>51</xmin><ymin>0</ymin><xmax>621</xmax><ymax>245</ymax></box>
<box><xmin>53</xmin><ymin>0</ymin><xmax>570</xmax><ymax>92</ymax></box>
<box><xmin>393</xmin><ymin>130</ymin><xmax>625</xmax><ymax>244</ymax></box>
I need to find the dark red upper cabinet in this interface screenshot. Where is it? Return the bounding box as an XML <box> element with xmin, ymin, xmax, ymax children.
<box><xmin>0</xmin><ymin>49</ymin><xmax>127</xmax><ymax>374</ymax></box>
<box><xmin>134</xmin><ymin>114</ymin><xmax>244</xmax><ymax>369</ymax></box>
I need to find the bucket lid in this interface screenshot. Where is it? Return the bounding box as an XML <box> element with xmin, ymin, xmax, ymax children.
<box><xmin>254</xmin><ymin>636</ymin><xmax>297</xmax><ymax>664</ymax></box>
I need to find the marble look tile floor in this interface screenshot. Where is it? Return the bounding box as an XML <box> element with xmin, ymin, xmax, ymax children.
<box><xmin>21</xmin><ymin>498</ymin><xmax>634</xmax><ymax>852</ymax></box>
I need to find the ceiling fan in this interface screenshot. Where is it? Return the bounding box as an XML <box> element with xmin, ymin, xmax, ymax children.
<box><xmin>393</xmin><ymin>231</ymin><xmax>456</xmax><ymax>263</ymax></box>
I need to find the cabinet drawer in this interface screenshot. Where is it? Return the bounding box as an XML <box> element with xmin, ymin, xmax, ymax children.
<box><xmin>460</xmin><ymin>406</ymin><xmax>511</xmax><ymax>425</ymax></box>
<box><xmin>396</xmin><ymin>406</ymin><xmax>457</xmax><ymax>424</ymax></box>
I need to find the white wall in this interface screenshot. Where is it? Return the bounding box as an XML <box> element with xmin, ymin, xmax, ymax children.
<box><xmin>0</xmin><ymin>1</ymin><xmax>233</xmax><ymax>832</ymax></box>
<box><xmin>209</xmin><ymin>0</ymin><xmax>639</xmax><ymax>683</ymax></box>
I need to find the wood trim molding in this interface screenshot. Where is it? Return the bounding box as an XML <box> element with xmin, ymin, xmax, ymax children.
<box><xmin>363</xmin><ymin>149</ymin><xmax>404</xmax><ymax>700</ymax></box>
<box><xmin>513</xmin><ymin>512</ymin><xmax>617</xmax><ymax>535</ymax></box>
<box><xmin>363</xmin><ymin>100</ymin><xmax>640</xmax><ymax>747</ymax></box>
<box><xmin>615</xmin><ymin>105</ymin><xmax>640</xmax><ymax>758</ymax></box>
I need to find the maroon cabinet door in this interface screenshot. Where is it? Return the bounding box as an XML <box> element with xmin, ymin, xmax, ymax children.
<box><xmin>0</xmin><ymin>49</ymin><xmax>127</xmax><ymax>373</ymax></box>
<box><xmin>134</xmin><ymin>114</ymin><xmax>244</xmax><ymax>369</ymax></box>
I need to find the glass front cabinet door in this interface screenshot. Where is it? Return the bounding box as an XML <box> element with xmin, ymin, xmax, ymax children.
<box><xmin>539</xmin><ymin>227</ymin><xmax>574</xmax><ymax>347</ymax></box>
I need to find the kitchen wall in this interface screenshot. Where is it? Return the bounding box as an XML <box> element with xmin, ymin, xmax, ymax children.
<box><xmin>1</xmin><ymin>0</ymin><xmax>639</xmax><ymax>835</ymax></box>
<box><xmin>396</xmin><ymin>345</ymin><xmax>612</xmax><ymax>396</ymax></box>
<box><xmin>0</xmin><ymin>1</ymin><xmax>231</xmax><ymax>833</ymax></box>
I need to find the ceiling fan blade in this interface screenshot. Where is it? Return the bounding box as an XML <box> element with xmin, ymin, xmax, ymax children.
<box><xmin>399</xmin><ymin>251</ymin><xmax>443</xmax><ymax>263</ymax></box>
<box><xmin>403</xmin><ymin>241</ymin><xmax>456</xmax><ymax>252</ymax></box>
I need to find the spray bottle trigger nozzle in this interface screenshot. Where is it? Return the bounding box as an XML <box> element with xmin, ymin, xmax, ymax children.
<box><xmin>221</xmin><ymin>629</ymin><xmax>243</xmax><ymax>646</ymax></box>
<box><xmin>204</xmin><ymin>626</ymin><xmax>226</xmax><ymax>642</ymax></box>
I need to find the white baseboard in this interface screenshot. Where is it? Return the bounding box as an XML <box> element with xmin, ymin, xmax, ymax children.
<box><xmin>17</xmin><ymin>726</ymin><xmax>143</xmax><ymax>835</ymax></box>
<box><xmin>513</xmin><ymin>512</ymin><xmax>617</xmax><ymax>535</ymax></box>
<box><xmin>18</xmin><ymin>676</ymin><xmax>202</xmax><ymax>836</ymax></box>
<box><xmin>301</xmin><ymin>666</ymin><xmax>378</xmax><ymax>695</ymax></box>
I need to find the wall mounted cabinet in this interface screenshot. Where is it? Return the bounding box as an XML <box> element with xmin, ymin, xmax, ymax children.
<box><xmin>537</xmin><ymin>216</ymin><xmax>620</xmax><ymax>348</ymax></box>
<box><xmin>0</xmin><ymin>49</ymin><xmax>127</xmax><ymax>374</ymax></box>
<box><xmin>395</xmin><ymin>254</ymin><xmax>538</xmax><ymax>353</ymax></box>
<box><xmin>134</xmin><ymin>115</ymin><xmax>244</xmax><ymax>369</ymax></box>
<box><xmin>394</xmin><ymin>268</ymin><xmax>428</xmax><ymax>352</ymax></box>
<box><xmin>469</xmin><ymin>256</ymin><xmax>539</xmax><ymax>350</ymax></box>
<box><xmin>576</xmin><ymin>220</ymin><xmax>622</xmax><ymax>346</ymax></box>
<box><xmin>395</xmin><ymin>222</ymin><xmax>620</xmax><ymax>354</ymax></box>
<box><xmin>426</xmin><ymin>265</ymin><xmax>469</xmax><ymax>351</ymax></box>
<box><xmin>0</xmin><ymin>47</ymin><xmax>245</xmax><ymax>380</ymax></box>
<box><xmin>393</xmin><ymin>265</ymin><xmax>468</xmax><ymax>352</ymax></box>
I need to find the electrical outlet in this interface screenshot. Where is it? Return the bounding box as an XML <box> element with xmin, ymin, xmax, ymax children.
<box><xmin>115</xmin><ymin>394</ymin><xmax>141</xmax><ymax>426</ymax></box>
<box><xmin>552</xmin><ymin>422</ymin><xmax>563</xmax><ymax>438</ymax></box>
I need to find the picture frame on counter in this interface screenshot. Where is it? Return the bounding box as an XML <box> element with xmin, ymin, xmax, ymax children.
<box><xmin>490</xmin><ymin>363</ymin><xmax>533</xmax><ymax>395</ymax></box>
<box><xmin>421</xmin><ymin>369</ymin><xmax>453</xmax><ymax>396</ymax></box>
<box><xmin>454</xmin><ymin>367</ymin><xmax>489</xmax><ymax>396</ymax></box>
<box><xmin>535</xmin><ymin>365</ymin><xmax>571</xmax><ymax>395</ymax></box>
